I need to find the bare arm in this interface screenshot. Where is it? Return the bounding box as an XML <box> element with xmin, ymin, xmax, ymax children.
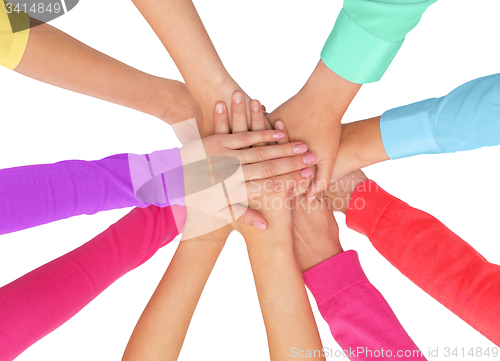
<box><xmin>14</xmin><ymin>20</ymin><xmax>200</xmax><ymax>126</ymax></box>
<box><xmin>122</xmin><ymin>225</ymin><xmax>232</xmax><ymax>361</ymax></box>
<box><xmin>268</xmin><ymin>60</ymin><xmax>361</xmax><ymax>201</ymax></box>
<box><xmin>131</xmin><ymin>0</ymin><xmax>263</xmax><ymax>132</ymax></box>
<box><xmin>231</xmin><ymin>104</ymin><xmax>323</xmax><ymax>360</ymax></box>
<box><xmin>332</xmin><ymin>116</ymin><xmax>389</xmax><ymax>181</ymax></box>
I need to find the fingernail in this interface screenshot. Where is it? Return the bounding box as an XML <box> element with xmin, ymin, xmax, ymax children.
<box><xmin>293</xmin><ymin>143</ymin><xmax>307</xmax><ymax>154</ymax></box>
<box><xmin>301</xmin><ymin>168</ymin><xmax>313</xmax><ymax>177</ymax></box>
<box><xmin>302</xmin><ymin>153</ymin><xmax>315</xmax><ymax>164</ymax></box>
<box><xmin>215</xmin><ymin>103</ymin><xmax>224</xmax><ymax>114</ymax></box>
<box><xmin>288</xmin><ymin>190</ymin><xmax>293</xmax><ymax>199</ymax></box>
<box><xmin>275</xmin><ymin>121</ymin><xmax>284</xmax><ymax>131</ymax></box>
<box><xmin>273</xmin><ymin>131</ymin><xmax>285</xmax><ymax>139</ymax></box>
<box><xmin>308</xmin><ymin>195</ymin><xmax>317</xmax><ymax>203</ymax></box>
<box><xmin>253</xmin><ymin>221</ymin><xmax>267</xmax><ymax>230</ymax></box>
<box><xmin>234</xmin><ymin>92</ymin><xmax>243</xmax><ymax>104</ymax></box>
<box><xmin>251</xmin><ymin>101</ymin><xmax>260</xmax><ymax>112</ymax></box>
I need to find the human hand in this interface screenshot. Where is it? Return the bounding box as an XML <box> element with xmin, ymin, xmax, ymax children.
<box><xmin>180</xmin><ymin>93</ymin><xmax>314</xmax><ymax>236</ymax></box>
<box><xmin>227</xmin><ymin>93</ymin><xmax>299</xmax><ymax>235</ymax></box>
<box><xmin>267</xmin><ymin>60</ymin><xmax>361</xmax><ymax>201</ymax></box>
<box><xmin>180</xmin><ymin>97</ymin><xmax>314</xmax><ymax>211</ymax></box>
<box><xmin>196</xmin><ymin>80</ymin><xmax>270</xmax><ymax>137</ymax></box>
<box><xmin>291</xmin><ymin>194</ymin><xmax>343</xmax><ymax>273</ymax></box>
<box><xmin>324</xmin><ymin>170</ymin><xmax>368</xmax><ymax>214</ymax></box>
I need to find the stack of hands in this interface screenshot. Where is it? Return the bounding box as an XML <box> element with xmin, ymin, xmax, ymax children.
<box><xmin>2</xmin><ymin>0</ymin><xmax>500</xmax><ymax>360</ymax></box>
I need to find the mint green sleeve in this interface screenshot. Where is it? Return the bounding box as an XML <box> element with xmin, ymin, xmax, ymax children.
<box><xmin>321</xmin><ymin>0</ymin><xmax>437</xmax><ymax>84</ymax></box>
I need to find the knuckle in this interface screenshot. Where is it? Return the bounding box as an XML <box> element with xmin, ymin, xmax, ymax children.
<box><xmin>292</xmin><ymin>156</ymin><xmax>302</xmax><ymax>169</ymax></box>
<box><xmin>266</xmin><ymin>178</ymin><xmax>277</xmax><ymax>193</ymax></box>
<box><xmin>263</xmin><ymin>162</ymin><xmax>278</xmax><ymax>178</ymax></box>
<box><xmin>239</xmin><ymin>133</ymin><xmax>251</xmax><ymax>145</ymax></box>
<box><xmin>254</xmin><ymin>148</ymin><xmax>267</xmax><ymax>162</ymax></box>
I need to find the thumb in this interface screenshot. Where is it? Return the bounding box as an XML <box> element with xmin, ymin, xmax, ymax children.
<box><xmin>306</xmin><ymin>161</ymin><xmax>333</xmax><ymax>202</ymax></box>
<box><xmin>232</xmin><ymin>205</ymin><xmax>269</xmax><ymax>231</ymax></box>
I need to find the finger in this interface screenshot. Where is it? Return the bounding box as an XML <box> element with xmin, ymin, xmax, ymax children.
<box><xmin>221</xmin><ymin>130</ymin><xmax>285</xmax><ymax>149</ymax></box>
<box><xmin>236</xmin><ymin>142</ymin><xmax>308</xmax><ymax>164</ymax></box>
<box><xmin>262</xmin><ymin>104</ymin><xmax>267</xmax><ymax>112</ymax></box>
<box><xmin>306</xmin><ymin>161</ymin><xmax>334</xmax><ymax>202</ymax></box>
<box><xmin>214</xmin><ymin>102</ymin><xmax>230</xmax><ymax>134</ymax></box>
<box><xmin>233</xmin><ymin>206</ymin><xmax>268</xmax><ymax>231</ymax></box>
<box><xmin>264</xmin><ymin>116</ymin><xmax>273</xmax><ymax>131</ymax></box>
<box><xmin>250</xmin><ymin>100</ymin><xmax>267</xmax><ymax>147</ymax></box>
<box><xmin>291</xmin><ymin>174</ymin><xmax>313</xmax><ymax>198</ymax></box>
<box><xmin>231</xmin><ymin>91</ymin><xmax>248</xmax><ymax>133</ymax></box>
<box><xmin>242</xmin><ymin>152</ymin><xmax>316</xmax><ymax>181</ymax></box>
<box><xmin>246</xmin><ymin>168</ymin><xmax>313</xmax><ymax>199</ymax></box>
<box><xmin>274</xmin><ymin>120</ymin><xmax>290</xmax><ymax>144</ymax></box>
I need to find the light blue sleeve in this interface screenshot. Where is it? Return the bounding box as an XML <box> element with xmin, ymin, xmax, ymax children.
<box><xmin>380</xmin><ymin>74</ymin><xmax>500</xmax><ymax>159</ymax></box>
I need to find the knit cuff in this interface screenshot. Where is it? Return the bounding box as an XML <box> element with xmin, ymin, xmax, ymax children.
<box><xmin>381</xmin><ymin>98</ymin><xmax>442</xmax><ymax>159</ymax></box>
<box><xmin>321</xmin><ymin>9</ymin><xmax>403</xmax><ymax>84</ymax></box>
<box><xmin>303</xmin><ymin>250</ymin><xmax>368</xmax><ymax>306</ymax></box>
<box><xmin>345</xmin><ymin>180</ymin><xmax>397</xmax><ymax>238</ymax></box>
<box><xmin>128</xmin><ymin>148</ymin><xmax>185</xmax><ymax>207</ymax></box>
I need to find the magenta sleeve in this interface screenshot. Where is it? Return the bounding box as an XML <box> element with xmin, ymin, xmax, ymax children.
<box><xmin>0</xmin><ymin>204</ymin><xmax>185</xmax><ymax>361</ymax></box>
<box><xmin>303</xmin><ymin>250</ymin><xmax>425</xmax><ymax>360</ymax></box>
<box><xmin>0</xmin><ymin>148</ymin><xmax>184</xmax><ymax>235</ymax></box>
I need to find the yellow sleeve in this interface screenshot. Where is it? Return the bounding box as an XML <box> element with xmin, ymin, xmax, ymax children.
<box><xmin>0</xmin><ymin>1</ymin><xmax>30</xmax><ymax>70</ymax></box>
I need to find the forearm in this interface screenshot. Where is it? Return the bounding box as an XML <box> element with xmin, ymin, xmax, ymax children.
<box><xmin>131</xmin><ymin>0</ymin><xmax>232</xmax><ymax>104</ymax></box>
<box><xmin>380</xmin><ymin>73</ymin><xmax>500</xmax><ymax>159</ymax></box>
<box><xmin>332</xmin><ymin>116</ymin><xmax>389</xmax><ymax>181</ymax></box>
<box><xmin>239</xmin><ymin>202</ymin><xmax>324</xmax><ymax>360</ymax></box>
<box><xmin>0</xmin><ymin>149</ymin><xmax>184</xmax><ymax>235</ymax></box>
<box><xmin>304</xmin><ymin>251</ymin><xmax>425</xmax><ymax>360</ymax></box>
<box><xmin>322</xmin><ymin>0</ymin><xmax>437</xmax><ymax>84</ymax></box>
<box><xmin>0</xmin><ymin>205</ymin><xmax>181</xmax><ymax>361</ymax></box>
<box><xmin>122</xmin><ymin>226</ymin><xmax>231</xmax><ymax>361</ymax></box>
<box><xmin>333</xmin><ymin>73</ymin><xmax>500</xmax><ymax>180</ymax></box>
<box><xmin>346</xmin><ymin>180</ymin><xmax>500</xmax><ymax>345</ymax></box>
<box><xmin>249</xmin><ymin>242</ymin><xmax>324</xmax><ymax>360</ymax></box>
<box><xmin>14</xmin><ymin>20</ymin><xmax>199</xmax><ymax>125</ymax></box>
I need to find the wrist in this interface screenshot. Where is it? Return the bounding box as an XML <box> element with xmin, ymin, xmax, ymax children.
<box><xmin>327</xmin><ymin>170</ymin><xmax>368</xmax><ymax>214</ymax></box>
<box><xmin>300</xmin><ymin>60</ymin><xmax>361</xmax><ymax>115</ymax></box>
<box><xmin>334</xmin><ymin>116</ymin><xmax>388</xmax><ymax>180</ymax></box>
<box><xmin>294</xmin><ymin>237</ymin><xmax>343</xmax><ymax>273</ymax></box>
<box><xmin>155</xmin><ymin>79</ymin><xmax>201</xmax><ymax>127</ymax></box>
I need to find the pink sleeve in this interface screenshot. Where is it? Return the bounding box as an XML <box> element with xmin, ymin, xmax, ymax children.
<box><xmin>0</xmin><ymin>204</ymin><xmax>186</xmax><ymax>361</ymax></box>
<box><xmin>346</xmin><ymin>180</ymin><xmax>500</xmax><ymax>346</ymax></box>
<box><xmin>303</xmin><ymin>250</ymin><xmax>425</xmax><ymax>360</ymax></box>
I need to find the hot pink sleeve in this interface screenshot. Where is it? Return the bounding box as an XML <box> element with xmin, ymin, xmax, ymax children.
<box><xmin>0</xmin><ymin>204</ymin><xmax>186</xmax><ymax>361</ymax></box>
<box><xmin>346</xmin><ymin>180</ymin><xmax>500</xmax><ymax>346</ymax></box>
<box><xmin>303</xmin><ymin>250</ymin><xmax>425</xmax><ymax>360</ymax></box>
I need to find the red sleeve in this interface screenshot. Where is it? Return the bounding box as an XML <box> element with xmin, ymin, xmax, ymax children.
<box><xmin>346</xmin><ymin>180</ymin><xmax>500</xmax><ymax>346</ymax></box>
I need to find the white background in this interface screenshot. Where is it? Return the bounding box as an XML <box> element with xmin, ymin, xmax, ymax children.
<box><xmin>1</xmin><ymin>0</ymin><xmax>500</xmax><ymax>359</ymax></box>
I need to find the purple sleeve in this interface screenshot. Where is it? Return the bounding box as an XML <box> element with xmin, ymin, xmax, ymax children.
<box><xmin>0</xmin><ymin>148</ymin><xmax>184</xmax><ymax>235</ymax></box>
<box><xmin>303</xmin><ymin>250</ymin><xmax>425</xmax><ymax>360</ymax></box>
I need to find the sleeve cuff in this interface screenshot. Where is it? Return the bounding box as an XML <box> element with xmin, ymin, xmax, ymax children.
<box><xmin>148</xmin><ymin>148</ymin><xmax>185</xmax><ymax>206</ymax></box>
<box><xmin>321</xmin><ymin>9</ymin><xmax>404</xmax><ymax>84</ymax></box>
<box><xmin>0</xmin><ymin>2</ymin><xmax>30</xmax><ymax>70</ymax></box>
<box><xmin>380</xmin><ymin>98</ymin><xmax>442</xmax><ymax>159</ymax></box>
<box><xmin>303</xmin><ymin>250</ymin><xmax>368</xmax><ymax>306</ymax></box>
<box><xmin>345</xmin><ymin>180</ymin><xmax>400</xmax><ymax>238</ymax></box>
<box><xmin>128</xmin><ymin>148</ymin><xmax>185</xmax><ymax>207</ymax></box>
